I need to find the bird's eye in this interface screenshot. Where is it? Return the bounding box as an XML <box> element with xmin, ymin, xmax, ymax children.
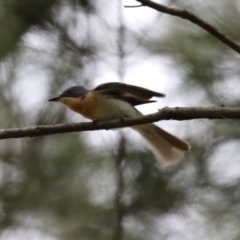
<box><xmin>66</xmin><ymin>90</ymin><xmax>72</xmax><ymax>95</ymax></box>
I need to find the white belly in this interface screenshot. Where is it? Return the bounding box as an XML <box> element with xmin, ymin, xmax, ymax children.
<box><xmin>94</xmin><ymin>98</ymin><xmax>141</xmax><ymax>120</ymax></box>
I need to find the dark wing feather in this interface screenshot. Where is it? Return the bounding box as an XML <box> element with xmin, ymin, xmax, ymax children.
<box><xmin>121</xmin><ymin>96</ymin><xmax>156</xmax><ymax>106</ymax></box>
<box><xmin>94</xmin><ymin>82</ymin><xmax>165</xmax><ymax>99</ymax></box>
<box><xmin>93</xmin><ymin>82</ymin><xmax>165</xmax><ymax>106</ymax></box>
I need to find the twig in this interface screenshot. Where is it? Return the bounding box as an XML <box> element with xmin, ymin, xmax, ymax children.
<box><xmin>0</xmin><ymin>107</ymin><xmax>240</xmax><ymax>140</ymax></box>
<box><xmin>135</xmin><ymin>0</ymin><xmax>240</xmax><ymax>54</ymax></box>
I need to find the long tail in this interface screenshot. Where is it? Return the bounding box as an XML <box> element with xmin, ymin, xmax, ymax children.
<box><xmin>133</xmin><ymin>124</ymin><xmax>190</xmax><ymax>166</ymax></box>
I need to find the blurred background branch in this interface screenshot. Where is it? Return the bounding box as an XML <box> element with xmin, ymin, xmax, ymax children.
<box><xmin>112</xmin><ymin>134</ymin><xmax>126</xmax><ymax>240</ymax></box>
<box><xmin>135</xmin><ymin>0</ymin><xmax>240</xmax><ymax>54</ymax></box>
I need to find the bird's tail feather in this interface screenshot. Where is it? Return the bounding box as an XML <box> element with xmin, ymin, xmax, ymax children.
<box><xmin>133</xmin><ymin>124</ymin><xmax>190</xmax><ymax>166</ymax></box>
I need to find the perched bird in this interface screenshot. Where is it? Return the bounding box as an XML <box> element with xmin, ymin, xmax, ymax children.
<box><xmin>49</xmin><ymin>82</ymin><xmax>190</xmax><ymax>165</ymax></box>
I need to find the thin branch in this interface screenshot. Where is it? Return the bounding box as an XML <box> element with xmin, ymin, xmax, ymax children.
<box><xmin>134</xmin><ymin>0</ymin><xmax>240</xmax><ymax>54</ymax></box>
<box><xmin>0</xmin><ymin>107</ymin><xmax>240</xmax><ymax>140</ymax></box>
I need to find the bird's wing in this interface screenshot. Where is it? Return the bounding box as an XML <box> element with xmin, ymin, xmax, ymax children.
<box><xmin>93</xmin><ymin>82</ymin><xmax>165</xmax><ymax>106</ymax></box>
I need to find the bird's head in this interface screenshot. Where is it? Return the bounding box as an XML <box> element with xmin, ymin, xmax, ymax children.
<box><xmin>49</xmin><ymin>86</ymin><xmax>88</xmax><ymax>101</ymax></box>
<box><xmin>49</xmin><ymin>86</ymin><xmax>89</xmax><ymax>107</ymax></box>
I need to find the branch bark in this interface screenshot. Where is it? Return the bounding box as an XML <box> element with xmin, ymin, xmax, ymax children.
<box><xmin>134</xmin><ymin>0</ymin><xmax>240</xmax><ymax>54</ymax></box>
<box><xmin>0</xmin><ymin>107</ymin><xmax>240</xmax><ymax>140</ymax></box>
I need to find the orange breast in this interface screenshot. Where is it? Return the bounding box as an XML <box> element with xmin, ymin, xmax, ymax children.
<box><xmin>59</xmin><ymin>92</ymin><xmax>100</xmax><ymax>120</ymax></box>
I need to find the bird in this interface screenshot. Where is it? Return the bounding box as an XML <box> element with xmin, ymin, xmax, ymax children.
<box><xmin>49</xmin><ymin>82</ymin><xmax>190</xmax><ymax>166</ymax></box>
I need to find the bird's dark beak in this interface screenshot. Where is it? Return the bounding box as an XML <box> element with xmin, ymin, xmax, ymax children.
<box><xmin>48</xmin><ymin>97</ymin><xmax>60</xmax><ymax>102</ymax></box>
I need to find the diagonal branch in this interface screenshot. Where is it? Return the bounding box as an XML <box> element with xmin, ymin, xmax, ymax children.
<box><xmin>0</xmin><ymin>107</ymin><xmax>240</xmax><ymax>140</ymax></box>
<box><xmin>134</xmin><ymin>0</ymin><xmax>240</xmax><ymax>54</ymax></box>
